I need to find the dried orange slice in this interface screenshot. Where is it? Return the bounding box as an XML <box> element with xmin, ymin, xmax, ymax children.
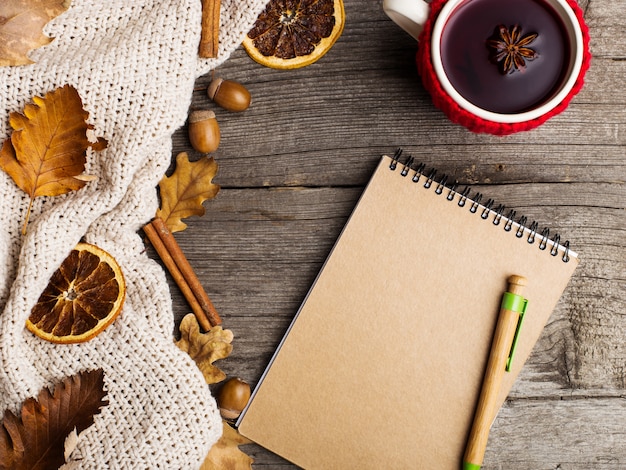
<box><xmin>26</xmin><ymin>243</ymin><xmax>126</xmax><ymax>344</ymax></box>
<box><xmin>242</xmin><ymin>0</ymin><xmax>345</xmax><ymax>69</ymax></box>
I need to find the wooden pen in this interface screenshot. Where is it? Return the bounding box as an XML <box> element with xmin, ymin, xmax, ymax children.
<box><xmin>463</xmin><ymin>275</ymin><xmax>528</xmax><ymax>470</ymax></box>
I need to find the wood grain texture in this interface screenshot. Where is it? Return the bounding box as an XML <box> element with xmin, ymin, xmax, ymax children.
<box><xmin>159</xmin><ymin>0</ymin><xmax>626</xmax><ymax>467</ymax></box>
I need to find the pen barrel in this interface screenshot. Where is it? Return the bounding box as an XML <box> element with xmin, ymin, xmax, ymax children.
<box><xmin>463</xmin><ymin>307</ymin><xmax>521</xmax><ymax>468</ymax></box>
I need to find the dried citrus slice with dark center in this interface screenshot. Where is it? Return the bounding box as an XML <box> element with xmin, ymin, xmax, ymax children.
<box><xmin>243</xmin><ymin>0</ymin><xmax>345</xmax><ymax>69</ymax></box>
<box><xmin>26</xmin><ymin>243</ymin><xmax>126</xmax><ymax>344</ymax></box>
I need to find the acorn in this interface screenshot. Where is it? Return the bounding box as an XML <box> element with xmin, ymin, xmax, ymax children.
<box><xmin>188</xmin><ymin>110</ymin><xmax>220</xmax><ymax>154</ymax></box>
<box><xmin>207</xmin><ymin>78</ymin><xmax>251</xmax><ymax>112</ymax></box>
<box><xmin>216</xmin><ymin>377</ymin><xmax>251</xmax><ymax>420</ymax></box>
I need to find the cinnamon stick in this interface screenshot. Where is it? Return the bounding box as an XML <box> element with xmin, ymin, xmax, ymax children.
<box><xmin>143</xmin><ymin>220</ymin><xmax>220</xmax><ymax>330</ymax></box>
<box><xmin>199</xmin><ymin>0</ymin><xmax>221</xmax><ymax>58</ymax></box>
<box><xmin>151</xmin><ymin>217</ymin><xmax>222</xmax><ymax>327</ymax></box>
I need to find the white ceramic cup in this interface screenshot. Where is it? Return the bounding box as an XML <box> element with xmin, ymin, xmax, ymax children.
<box><xmin>383</xmin><ymin>0</ymin><xmax>586</xmax><ymax>124</ymax></box>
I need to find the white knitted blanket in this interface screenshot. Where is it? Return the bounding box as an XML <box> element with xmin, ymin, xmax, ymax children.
<box><xmin>0</xmin><ymin>0</ymin><xmax>267</xmax><ymax>468</ymax></box>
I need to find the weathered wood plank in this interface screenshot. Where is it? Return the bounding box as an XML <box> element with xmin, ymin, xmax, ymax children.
<box><xmin>172</xmin><ymin>136</ymin><xmax>626</xmax><ymax>190</ymax></box>
<box><xmin>586</xmin><ymin>0</ymin><xmax>626</xmax><ymax>58</ymax></box>
<box><xmin>484</xmin><ymin>397</ymin><xmax>626</xmax><ymax>469</ymax></box>
<box><xmin>183</xmin><ymin>78</ymin><xmax>626</xmax><ymax>159</ymax></box>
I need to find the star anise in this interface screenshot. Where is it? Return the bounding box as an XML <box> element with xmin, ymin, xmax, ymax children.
<box><xmin>487</xmin><ymin>24</ymin><xmax>538</xmax><ymax>74</ymax></box>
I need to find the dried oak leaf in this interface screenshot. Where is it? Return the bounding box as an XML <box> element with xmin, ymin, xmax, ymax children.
<box><xmin>156</xmin><ymin>152</ymin><xmax>220</xmax><ymax>233</ymax></box>
<box><xmin>0</xmin><ymin>0</ymin><xmax>72</xmax><ymax>66</ymax></box>
<box><xmin>0</xmin><ymin>368</ymin><xmax>108</xmax><ymax>470</ymax></box>
<box><xmin>176</xmin><ymin>313</ymin><xmax>233</xmax><ymax>384</ymax></box>
<box><xmin>200</xmin><ymin>421</ymin><xmax>253</xmax><ymax>470</ymax></box>
<box><xmin>0</xmin><ymin>84</ymin><xmax>106</xmax><ymax>234</ymax></box>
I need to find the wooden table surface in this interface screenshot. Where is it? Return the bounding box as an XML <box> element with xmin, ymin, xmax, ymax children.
<box><xmin>162</xmin><ymin>0</ymin><xmax>625</xmax><ymax>468</ymax></box>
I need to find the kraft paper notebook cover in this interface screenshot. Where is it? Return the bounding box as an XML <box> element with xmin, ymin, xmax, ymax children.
<box><xmin>237</xmin><ymin>152</ymin><xmax>579</xmax><ymax>469</ymax></box>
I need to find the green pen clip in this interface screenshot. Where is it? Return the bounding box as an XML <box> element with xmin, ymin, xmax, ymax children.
<box><xmin>502</xmin><ymin>291</ymin><xmax>528</xmax><ymax>372</ymax></box>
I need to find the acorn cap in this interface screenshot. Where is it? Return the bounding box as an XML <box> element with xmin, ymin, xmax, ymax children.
<box><xmin>189</xmin><ymin>109</ymin><xmax>215</xmax><ymax>123</ymax></box>
<box><xmin>207</xmin><ymin>78</ymin><xmax>224</xmax><ymax>100</ymax></box>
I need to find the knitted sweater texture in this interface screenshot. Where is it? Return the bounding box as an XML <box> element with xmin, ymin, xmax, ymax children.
<box><xmin>0</xmin><ymin>0</ymin><xmax>267</xmax><ymax>467</ymax></box>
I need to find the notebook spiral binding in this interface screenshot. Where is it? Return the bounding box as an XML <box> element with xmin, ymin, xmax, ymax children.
<box><xmin>389</xmin><ymin>149</ymin><xmax>572</xmax><ymax>262</ymax></box>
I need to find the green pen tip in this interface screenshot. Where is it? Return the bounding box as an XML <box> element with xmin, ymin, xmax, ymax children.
<box><xmin>463</xmin><ymin>462</ymin><xmax>481</xmax><ymax>470</ymax></box>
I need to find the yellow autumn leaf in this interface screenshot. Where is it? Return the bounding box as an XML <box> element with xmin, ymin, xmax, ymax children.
<box><xmin>200</xmin><ymin>421</ymin><xmax>254</xmax><ymax>470</ymax></box>
<box><xmin>175</xmin><ymin>314</ymin><xmax>233</xmax><ymax>384</ymax></box>
<box><xmin>0</xmin><ymin>84</ymin><xmax>106</xmax><ymax>234</ymax></box>
<box><xmin>0</xmin><ymin>0</ymin><xmax>71</xmax><ymax>66</ymax></box>
<box><xmin>156</xmin><ymin>152</ymin><xmax>220</xmax><ymax>233</ymax></box>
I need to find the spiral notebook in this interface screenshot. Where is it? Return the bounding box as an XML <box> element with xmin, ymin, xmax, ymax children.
<box><xmin>237</xmin><ymin>151</ymin><xmax>579</xmax><ymax>469</ymax></box>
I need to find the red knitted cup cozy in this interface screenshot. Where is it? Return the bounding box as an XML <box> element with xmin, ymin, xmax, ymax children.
<box><xmin>416</xmin><ymin>0</ymin><xmax>591</xmax><ymax>135</ymax></box>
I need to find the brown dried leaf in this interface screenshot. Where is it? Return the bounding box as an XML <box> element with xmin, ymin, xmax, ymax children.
<box><xmin>156</xmin><ymin>152</ymin><xmax>220</xmax><ymax>233</ymax></box>
<box><xmin>0</xmin><ymin>84</ymin><xmax>106</xmax><ymax>234</ymax></box>
<box><xmin>175</xmin><ymin>313</ymin><xmax>233</xmax><ymax>384</ymax></box>
<box><xmin>0</xmin><ymin>369</ymin><xmax>108</xmax><ymax>470</ymax></box>
<box><xmin>0</xmin><ymin>0</ymin><xmax>71</xmax><ymax>66</ymax></box>
<box><xmin>200</xmin><ymin>421</ymin><xmax>254</xmax><ymax>470</ymax></box>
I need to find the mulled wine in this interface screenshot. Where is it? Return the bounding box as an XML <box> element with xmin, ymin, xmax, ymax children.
<box><xmin>440</xmin><ymin>0</ymin><xmax>571</xmax><ymax>114</ymax></box>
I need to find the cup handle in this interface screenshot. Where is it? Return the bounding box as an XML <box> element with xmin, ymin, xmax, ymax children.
<box><xmin>383</xmin><ymin>0</ymin><xmax>431</xmax><ymax>41</ymax></box>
